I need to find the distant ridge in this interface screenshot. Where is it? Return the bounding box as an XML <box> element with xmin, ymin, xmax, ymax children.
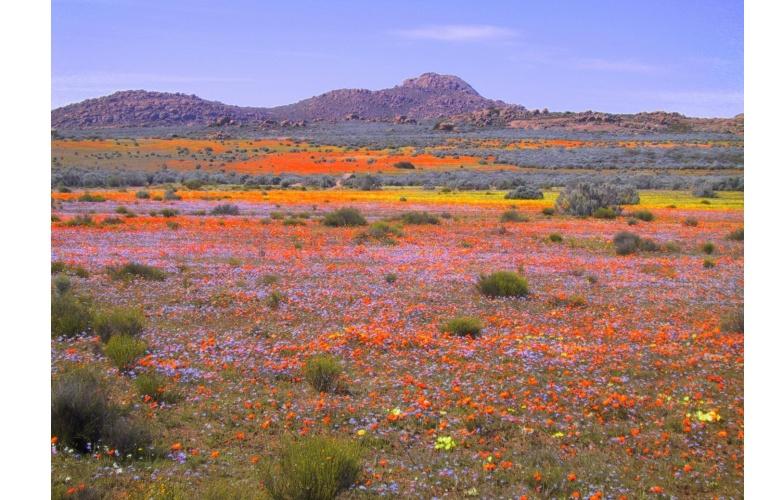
<box><xmin>51</xmin><ymin>73</ymin><xmax>742</xmax><ymax>134</ymax></box>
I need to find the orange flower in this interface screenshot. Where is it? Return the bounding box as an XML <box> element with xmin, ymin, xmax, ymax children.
<box><xmin>170</xmin><ymin>442</ymin><xmax>183</xmax><ymax>452</ymax></box>
<box><xmin>649</xmin><ymin>486</ymin><xmax>663</xmax><ymax>494</ymax></box>
<box><xmin>210</xmin><ymin>450</ymin><xmax>220</xmax><ymax>459</ymax></box>
<box><xmin>533</xmin><ymin>471</ymin><xmax>542</xmax><ymax>482</ymax></box>
<box><xmin>567</xmin><ymin>472</ymin><xmax>577</xmax><ymax>481</ymax></box>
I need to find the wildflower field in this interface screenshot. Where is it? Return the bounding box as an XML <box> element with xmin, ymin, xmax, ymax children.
<box><xmin>51</xmin><ymin>181</ymin><xmax>743</xmax><ymax>498</ymax></box>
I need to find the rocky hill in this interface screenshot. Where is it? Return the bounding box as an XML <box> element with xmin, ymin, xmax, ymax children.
<box><xmin>51</xmin><ymin>72</ymin><xmax>742</xmax><ymax>133</ymax></box>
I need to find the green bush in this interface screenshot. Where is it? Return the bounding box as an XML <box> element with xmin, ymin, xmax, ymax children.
<box><xmin>262</xmin><ymin>436</ymin><xmax>361</xmax><ymax>500</ymax></box>
<box><xmin>355</xmin><ymin>221</ymin><xmax>402</xmax><ymax>245</ymax></box>
<box><xmin>393</xmin><ymin>161</ymin><xmax>415</xmax><ymax>169</ymax></box>
<box><xmin>135</xmin><ymin>190</ymin><xmax>150</xmax><ymax>199</ymax></box>
<box><xmin>65</xmin><ymin>214</ymin><xmax>95</xmax><ymax>227</ymax></box>
<box><xmin>555</xmin><ymin>183</ymin><xmax>639</xmax><ymax>216</ymax></box>
<box><xmin>477</xmin><ymin>271</ymin><xmax>529</xmax><ymax>298</ymax></box>
<box><xmin>613</xmin><ymin>232</ymin><xmax>641</xmax><ymax>255</ymax></box>
<box><xmin>52</xmin><ymin>293</ymin><xmax>92</xmax><ymax>337</ymax></box>
<box><xmin>211</xmin><ymin>204</ymin><xmax>240</xmax><ymax>216</ymax></box>
<box><xmin>163</xmin><ymin>188</ymin><xmax>181</xmax><ymax>201</ymax></box>
<box><xmin>548</xmin><ymin>233</ymin><xmax>563</xmax><ymax>243</ymax></box>
<box><xmin>726</xmin><ymin>227</ymin><xmax>744</xmax><ymax>241</ymax></box>
<box><xmin>102</xmin><ymin>216</ymin><xmax>124</xmax><ymax>225</ymax></box>
<box><xmin>104</xmin><ymin>335</ymin><xmax>147</xmax><ymax>370</ymax></box>
<box><xmin>102</xmin><ymin>415</ymin><xmax>153</xmax><ymax>457</ymax></box>
<box><xmin>53</xmin><ymin>274</ymin><xmax>72</xmax><ymax>294</ymax></box>
<box><xmin>683</xmin><ymin>217</ymin><xmax>699</xmax><ymax>227</ymax></box>
<box><xmin>701</xmin><ymin>242</ymin><xmax>715</xmax><ymax>254</ymax></box>
<box><xmin>720</xmin><ymin>308</ymin><xmax>744</xmax><ymax>333</ymax></box>
<box><xmin>267</xmin><ymin>291</ymin><xmax>284</xmax><ymax>310</ymax></box>
<box><xmin>160</xmin><ymin>208</ymin><xmax>178</xmax><ymax>218</ymax></box>
<box><xmin>322</xmin><ymin>208</ymin><xmax>367</xmax><ymax>227</ymax></box>
<box><xmin>592</xmin><ymin>207</ymin><xmax>617</xmax><ymax>219</ymax></box>
<box><xmin>632</xmin><ymin>210</ymin><xmax>655</xmax><ymax>222</ymax></box>
<box><xmin>304</xmin><ymin>354</ymin><xmax>343</xmax><ymax>393</ymax></box>
<box><xmin>385</xmin><ymin>273</ymin><xmax>397</xmax><ymax>284</ymax></box>
<box><xmin>400</xmin><ymin>211</ymin><xmax>439</xmax><ymax>225</ymax></box>
<box><xmin>703</xmin><ymin>258</ymin><xmax>716</xmax><ymax>269</ymax></box>
<box><xmin>78</xmin><ymin>192</ymin><xmax>106</xmax><ymax>202</ymax></box>
<box><xmin>93</xmin><ymin>307</ymin><xmax>144</xmax><ymax>342</ymax></box>
<box><xmin>500</xmin><ymin>210</ymin><xmax>528</xmax><ymax>222</ymax></box>
<box><xmin>541</xmin><ymin>207</ymin><xmax>555</xmax><ymax>216</ymax></box>
<box><xmin>107</xmin><ymin>262</ymin><xmax>166</xmax><ymax>281</ymax></box>
<box><xmin>51</xmin><ymin>368</ymin><xmax>110</xmax><ymax>453</ymax></box>
<box><xmin>626</xmin><ymin>217</ymin><xmax>638</xmax><ymax>226</ymax></box>
<box><xmin>504</xmin><ymin>185</ymin><xmax>543</xmax><ymax>200</ymax></box>
<box><xmin>441</xmin><ymin>316</ymin><xmax>483</xmax><ymax>338</ymax></box>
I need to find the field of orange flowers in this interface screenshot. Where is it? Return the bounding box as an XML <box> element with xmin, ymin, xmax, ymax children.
<box><xmin>51</xmin><ymin>187</ymin><xmax>743</xmax><ymax>498</ymax></box>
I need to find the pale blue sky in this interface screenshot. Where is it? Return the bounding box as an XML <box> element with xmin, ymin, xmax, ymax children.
<box><xmin>52</xmin><ymin>0</ymin><xmax>744</xmax><ymax>117</ymax></box>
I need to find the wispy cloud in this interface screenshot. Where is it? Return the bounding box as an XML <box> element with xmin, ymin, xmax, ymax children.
<box><xmin>393</xmin><ymin>24</ymin><xmax>516</xmax><ymax>42</ymax></box>
<box><xmin>572</xmin><ymin>58</ymin><xmax>659</xmax><ymax>73</ymax></box>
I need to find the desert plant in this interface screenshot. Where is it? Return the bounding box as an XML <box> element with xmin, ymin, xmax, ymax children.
<box><xmin>52</xmin><ymin>292</ymin><xmax>92</xmax><ymax>337</ymax></box>
<box><xmin>135</xmin><ymin>190</ymin><xmax>150</xmax><ymax>199</ymax></box>
<box><xmin>693</xmin><ymin>184</ymin><xmax>717</xmax><ymax>198</ymax></box>
<box><xmin>163</xmin><ymin>188</ymin><xmax>181</xmax><ymax>201</ymax></box>
<box><xmin>160</xmin><ymin>208</ymin><xmax>178</xmax><ymax>218</ymax></box>
<box><xmin>51</xmin><ymin>368</ymin><xmax>110</xmax><ymax>453</ymax></box>
<box><xmin>613</xmin><ymin>231</ymin><xmax>641</xmax><ymax>255</ymax></box>
<box><xmin>632</xmin><ymin>210</ymin><xmax>655</xmax><ymax>222</ymax></box>
<box><xmin>261</xmin><ymin>436</ymin><xmax>361</xmax><ymax>500</ymax></box>
<box><xmin>267</xmin><ymin>290</ymin><xmax>284</xmax><ymax>310</ymax></box>
<box><xmin>500</xmin><ymin>210</ymin><xmax>529</xmax><ymax>222</ymax></box>
<box><xmin>703</xmin><ymin>258</ymin><xmax>716</xmax><ymax>268</ymax></box>
<box><xmin>555</xmin><ymin>183</ymin><xmax>639</xmax><ymax>216</ymax></box>
<box><xmin>210</xmin><ymin>204</ymin><xmax>240</xmax><ymax>216</ymax></box>
<box><xmin>541</xmin><ymin>207</ymin><xmax>555</xmax><ymax>216</ymax></box>
<box><xmin>477</xmin><ymin>271</ymin><xmax>529</xmax><ymax>298</ymax></box>
<box><xmin>106</xmin><ymin>262</ymin><xmax>166</xmax><ymax>281</ymax></box>
<box><xmin>393</xmin><ymin>161</ymin><xmax>415</xmax><ymax>169</ymax></box>
<box><xmin>355</xmin><ymin>221</ymin><xmax>402</xmax><ymax>245</ymax></box>
<box><xmin>65</xmin><ymin>214</ymin><xmax>95</xmax><ymax>227</ymax></box>
<box><xmin>102</xmin><ymin>415</ymin><xmax>153</xmax><ymax>457</ymax></box>
<box><xmin>400</xmin><ymin>211</ymin><xmax>439</xmax><ymax>225</ymax></box>
<box><xmin>548</xmin><ymin>233</ymin><xmax>563</xmax><ymax>243</ymax></box>
<box><xmin>78</xmin><ymin>192</ymin><xmax>106</xmax><ymax>202</ymax></box>
<box><xmin>592</xmin><ymin>207</ymin><xmax>617</xmax><ymax>219</ymax></box>
<box><xmin>322</xmin><ymin>207</ymin><xmax>367</xmax><ymax>227</ymax></box>
<box><xmin>53</xmin><ymin>274</ymin><xmax>72</xmax><ymax>294</ymax></box>
<box><xmin>304</xmin><ymin>354</ymin><xmax>343</xmax><ymax>393</ymax></box>
<box><xmin>683</xmin><ymin>217</ymin><xmax>699</xmax><ymax>227</ymax></box>
<box><xmin>385</xmin><ymin>273</ymin><xmax>397</xmax><ymax>284</ymax></box>
<box><xmin>504</xmin><ymin>185</ymin><xmax>543</xmax><ymax>200</ymax></box>
<box><xmin>441</xmin><ymin>316</ymin><xmax>483</xmax><ymax>338</ymax></box>
<box><xmin>702</xmin><ymin>242</ymin><xmax>716</xmax><ymax>254</ymax></box>
<box><xmin>720</xmin><ymin>308</ymin><xmax>744</xmax><ymax>333</ymax></box>
<box><xmin>104</xmin><ymin>335</ymin><xmax>147</xmax><ymax>370</ymax></box>
<box><xmin>726</xmin><ymin>227</ymin><xmax>744</xmax><ymax>241</ymax></box>
<box><xmin>93</xmin><ymin>307</ymin><xmax>144</xmax><ymax>342</ymax></box>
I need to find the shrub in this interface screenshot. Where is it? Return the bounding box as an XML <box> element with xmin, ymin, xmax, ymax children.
<box><xmin>53</xmin><ymin>274</ymin><xmax>71</xmax><ymax>294</ymax></box>
<box><xmin>541</xmin><ymin>207</ymin><xmax>555</xmax><ymax>216</ymax></box>
<box><xmin>93</xmin><ymin>307</ymin><xmax>144</xmax><ymax>342</ymax></box>
<box><xmin>102</xmin><ymin>415</ymin><xmax>152</xmax><ymax>457</ymax></box>
<box><xmin>638</xmin><ymin>238</ymin><xmax>659</xmax><ymax>252</ymax></box>
<box><xmin>107</xmin><ymin>262</ymin><xmax>166</xmax><ymax>281</ymax></box>
<box><xmin>400</xmin><ymin>211</ymin><xmax>439</xmax><ymax>225</ymax></box>
<box><xmin>720</xmin><ymin>308</ymin><xmax>744</xmax><ymax>333</ymax></box>
<box><xmin>65</xmin><ymin>214</ymin><xmax>95</xmax><ymax>227</ymax></box>
<box><xmin>163</xmin><ymin>188</ymin><xmax>181</xmax><ymax>201</ymax></box>
<box><xmin>683</xmin><ymin>217</ymin><xmax>699</xmax><ymax>227</ymax></box>
<box><xmin>385</xmin><ymin>273</ymin><xmax>397</xmax><ymax>284</ymax></box>
<box><xmin>160</xmin><ymin>208</ymin><xmax>178</xmax><ymax>218</ymax></box>
<box><xmin>262</xmin><ymin>436</ymin><xmax>361</xmax><ymax>500</ymax></box>
<box><xmin>267</xmin><ymin>290</ymin><xmax>284</xmax><ymax>310</ymax></box>
<box><xmin>693</xmin><ymin>184</ymin><xmax>717</xmax><ymax>198</ymax></box>
<box><xmin>115</xmin><ymin>206</ymin><xmax>130</xmax><ymax>214</ymax></box>
<box><xmin>504</xmin><ymin>185</ymin><xmax>543</xmax><ymax>200</ymax></box>
<box><xmin>441</xmin><ymin>316</ymin><xmax>483</xmax><ymax>338</ymax></box>
<box><xmin>304</xmin><ymin>354</ymin><xmax>343</xmax><ymax>393</ymax></box>
<box><xmin>102</xmin><ymin>216</ymin><xmax>124</xmax><ymax>225</ymax></box>
<box><xmin>477</xmin><ymin>271</ymin><xmax>529</xmax><ymax>298</ymax></box>
<box><xmin>135</xmin><ymin>190</ymin><xmax>150</xmax><ymax>199</ymax></box>
<box><xmin>393</xmin><ymin>161</ymin><xmax>415</xmax><ymax>169</ymax></box>
<box><xmin>703</xmin><ymin>258</ymin><xmax>716</xmax><ymax>268</ymax></box>
<box><xmin>134</xmin><ymin>371</ymin><xmax>178</xmax><ymax>403</ymax></box>
<box><xmin>555</xmin><ymin>183</ymin><xmax>639</xmax><ymax>216</ymax></box>
<box><xmin>701</xmin><ymin>242</ymin><xmax>715</xmax><ymax>254</ymax></box>
<box><xmin>548</xmin><ymin>294</ymin><xmax>587</xmax><ymax>308</ymax></box>
<box><xmin>78</xmin><ymin>192</ymin><xmax>106</xmax><ymax>202</ymax></box>
<box><xmin>548</xmin><ymin>233</ymin><xmax>563</xmax><ymax>243</ymax></box>
<box><xmin>104</xmin><ymin>335</ymin><xmax>147</xmax><ymax>370</ymax></box>
<box><xmin>592</xmin><ymin>207</ymin><xmax>617</xmax><ymax>219</ymax></box>
<box><xmin>52</xmin><ymin>293</ymin><xmax>92</xmax><ymax>337</ymax></box>
<box><xmin>210</xmin><ymin>204</ymin><xmax>240</xmax><ymax>216</ymax></box>
<box><xmin>726</xmin><ymin>228</ymin><xmax>744</xmax><ymax>241</ymax></box>
<box><xmin>633</xmin><ymin>210</ymin><xmax>655</xmax><ymax>222</ymax></box>
<box><xmin>51</xmin><ymin>368</ymin><xmax>110</xmax><ymax>453</ymax></box>
<box><xmin>355</xmin><ymin>221</ymin><xmax>402</xmax><ymax>245</ymax></box>
<box><xmin>626</xmin><ymin>217</ymin><xmax>638</xmax><ymax>226</ymax></box>
<box><xmin>500</xmin><ymin>210</ymin><xmax>529</xmax><ymax>222</ymax></box>
<box><xmin>613</xmin><ymin>232</ymin><xmax>641</xmax><ymax>255</ymax></box>
<box><xmin>322</xmin><ymin>207</ymin><xmax>367</xmax><ymax>227</ymax></box>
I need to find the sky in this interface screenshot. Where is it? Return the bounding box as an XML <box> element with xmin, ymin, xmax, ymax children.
<box><xmin>52</xmin><ymin>0</ymin><xmax>744</xmax><ymax>117</ymax></box>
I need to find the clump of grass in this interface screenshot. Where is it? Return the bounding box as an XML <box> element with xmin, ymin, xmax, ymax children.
<box><xmin>613</xmin><ymin>231</ymin><xmax>659</xmax><ymax>255</ymax></box>
<box><xmin>626</xmin><ymin>217</ymin><xmax>638</xmax><ymax>226</ymax></box>
<box><xmin>210</xmin><ymin>204</ymin><xmax>240</xmax><ymax>216</ymax></box>
<box><xmin>385</xmin><ymin>273</ymin><xmax>397</xmax><ymax>284</ymax></box>
<box><xmin>322</xmin><ymin>207</ymin><xmax>367</xmax><ymax>227</ymax></box>
<box><xmin>726</xmin><ymin>227</ymin><xmax>744</xmax><ymax>241</ymax></box>
<box><xmin>477</xmin><ymin>271</ymin><xmax>529</xmax><ymax>298</ymax></box>
<box><xmin>548</xmin><ymin>233</ymin><xmax>563</xmax><ymax>243</ymax></box>
<box><xmin>167</xmin><ymin>221</ymin><xmax>180</xmax><ymax>230</ymax></box>
<box><xmin>52</xmin><ymin>292</ymin><xmax>92</xmax><ymax>338</ymax></box>
<box><xmin>51</xmin><ymin>368</ymin><xmax>110</xmax><ymax>453</ymax></box>
<box><xmin>115</xmin><ymin>206</ymin><xmax>130</xmax><ymax>214</ymax></box>
<box><xmin>53</xmin><ymin>274</ymin><xmax>71</xmax><ymax>294</ymax></box>
<box><xmin>267</xmin><ymin>290</ymin><xmax>284</xmax><ymax>310</ymax></box>
<box><xmin>261</xmin><ymin>436</ymin><xmax>361</xmax><ymax>500</ymax></box>
<box><xmin>160</xmin><ymin>208</ymin><xmax>178</xmax><ymax>218</ymax></box>
<box><xmin>632</xmin><ymin>210</ymin><xmax>655</xmax><ymax>222</ymax></box>
<box><xmin>134</xmin><ymin>370</ymin><xmax>178</xmax><ymax>403</ymax></box>
<box><xmin>304</xmin><ymin>354</ymin><xmax>344</xmax><ymax>393</ymax></box>
<box><xmin>355</xmin><ymin>221</ymin><xmax>402</xmax><ymax>245</ymax></box>
<box><xmin>101</xmin><ymin>415</ymin><xmax>153</xmax><ymax>457</ymax></box>
<box><xmin>500</xmin><ymin>210</ymin><xmax>528</xmax><ymax>222</ymax></box>
<box><xmin>541</xmin><ymin>207</ymin><xmax>555</xmax><ymax>216</ymax></box>
<box><xmin>441</xmin><ymin>316</ymin><xmax>483</xmax><ymax>338</ymax></box>
<box><xmin>78</xmin><ymin>192</ymin><xmax>106</xmax><ymax>202</ymax></box>
<box><xmin>102</xmin><ymin>216</ymin><xmax>124</xmax><ymax>225</ymax></box>
<box><xmin>104</xmin><ymin>334</ymin><xmax>147</xmax><ymax>370</ymax></box>
<box><xmin>720</xmin><ymin>308</ymin><xmax>744</xmax><ymax>333</ymax></box>
<box><xmin>107</xmin><ymin>262</ymin><xmax>166</xmax><ymax>281</ymax></box>
<box><xmin>262</xmin><ymin>274</ymin><xmax>280</xmax><ymax>285</ymax></box>
<box><xmin>52</xmin><ymin>261</ymin><xmax>89</xmax><ymax>277</ymax></box>
<box><xmin>93</xmin><ymin>306</ymin><xmax>144</xmax><ymax>342</ymax></box>
<box><xmin>683</xmin><ymin>217</ymin><xmax>699</xmax><ymax>227</ymax></box>
<box><xmin>399</xmin><ymin>211</ymin><xmax>439</xmax><ymax>225</ymax></box>
<box><xmin>703</xmin><ymin>258</ymin><xmax>716</xmax><ymax>269</ymax></box>
<box><xmin>548</xmin><ymin>294</ymin><xmax>587</xmax><ymax>308</ymax></box>
<box><xmin>592</xmin><ymin>207</ymin><xmax>618</xmax><ymax>219</ymax></box>
<box><xmin>163</xmin><ymin>188</ymin><xmax>181</xmax><ymax>201</ymax></box>
<box><xmin>701</xmin><ymin>242</ymin><xmax>716</xmax><ymax>254</ymax></box>
<box><xmin>135</xmin><ymin>190</ymin><xmax>150</xmax><ymax>199</ymax></box>
<box><xmin>65</xmin><ymin>214</ymin><xmax>95</xmax><ymax>227</ymax></box>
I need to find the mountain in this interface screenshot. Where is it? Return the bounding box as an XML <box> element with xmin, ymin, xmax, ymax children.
<box><xmin>51</xmin><ymin>72</ymin><xmax>742</xmax><ymax>134</ymax></box>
